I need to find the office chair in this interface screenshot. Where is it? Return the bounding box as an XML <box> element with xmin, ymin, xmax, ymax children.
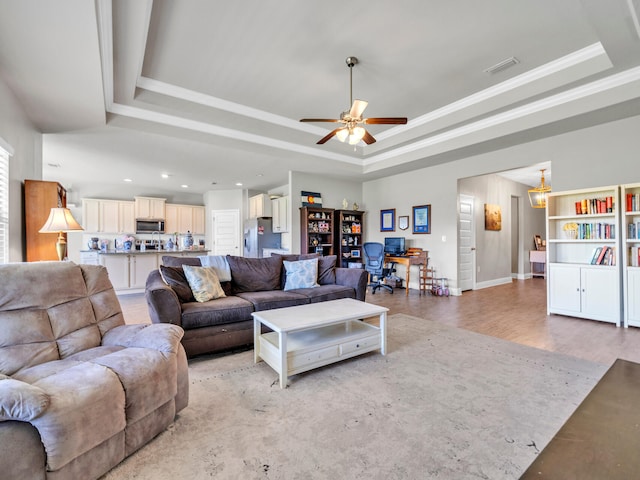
<box><xmin>363</xmin><ymin>242</ymin><xmax>394</xmax><ymax>294</ymax></box>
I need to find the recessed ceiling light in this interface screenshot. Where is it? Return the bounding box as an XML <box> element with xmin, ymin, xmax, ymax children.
<box><xmin>257</xmin><ymin>173</ymin><xmax>264</xmax><ymax>177</ymax></box>
<box><xmin>235</xmin><ymin>182</ymin><xmax>243</xmax><ymax>186</ymax></box>
<box><xmin>181</xmin><ymin>184</ymin><xmax>189</xmax><ymax>188</ymax></box>
<box><xmin>161</xmin><ymin>173</ymin><xmax>170</xmax><ymax>179</ymax></box>
<box><xmin>123</xmin><ymin>178</ymin><xmax>132</xmax><ymax>182</ymax></box>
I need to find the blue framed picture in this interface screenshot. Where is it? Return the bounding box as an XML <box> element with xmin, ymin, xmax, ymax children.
<box><xmin>412</xmin><ymin>205</ymin><xmax>431</xmax><ymax>234</ymax></box>
<box><xmin>380</xmin><ymin>208</ymin><xmax>395</xmax><ymax>232</ymax></box>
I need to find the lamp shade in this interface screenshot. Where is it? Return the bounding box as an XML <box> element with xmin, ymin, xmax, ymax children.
<box><xmin>39</xmin><ymin>208</ymin><xmax>83</xmax><ymax>233</ymax></box>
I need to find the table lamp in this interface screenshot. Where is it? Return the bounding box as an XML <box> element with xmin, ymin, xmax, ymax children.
<box><xmin>39</xmin><ymin>207</ymin><xmax>84</xmax><ymax>261</ymax></box>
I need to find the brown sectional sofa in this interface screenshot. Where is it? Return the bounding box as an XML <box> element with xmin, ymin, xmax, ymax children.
<box><xmin>145</xmin><ymin>254</ymin><xmax>368</xmax><ymax>357</ymax></box>
<box><xmin>0</xmin><ymin>262</ymin><xmax>188</xmax><ymax>480</ymax></box>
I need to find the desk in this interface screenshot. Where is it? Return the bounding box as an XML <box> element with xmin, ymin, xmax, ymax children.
<box><xmin>386</xmin><ymin>252</ymin><xmax>427</xmax><ymax>296</ymax></box>
<box><xmin>529</xmin><ymin>250</ymin><xmax>546</xmax><ymax>278</ymax></box>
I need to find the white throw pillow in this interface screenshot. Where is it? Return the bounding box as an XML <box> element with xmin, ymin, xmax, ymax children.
<box><xmin>182</xmin><ymin>265</ymin><xmax>226</xmax><ymax>302</ymax></box>
<box><xmin>283</xmin><ymin>258</ymin><xmax>319</xmax><ymax>291</ymax></box>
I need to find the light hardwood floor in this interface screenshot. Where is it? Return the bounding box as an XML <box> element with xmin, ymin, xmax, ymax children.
<box><xmin>119</xmin><ymin>278</ymin><xmax>640</xmax><ymax>366</ymax></box>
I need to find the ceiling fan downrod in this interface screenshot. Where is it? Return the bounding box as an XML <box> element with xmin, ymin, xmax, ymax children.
<box><xmin>346</xmin><ymin>56</ymin><xmax>358</xmax><ymax>109</ymax></box>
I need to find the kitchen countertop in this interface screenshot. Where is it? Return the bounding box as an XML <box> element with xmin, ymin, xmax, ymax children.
<box><xmin>81</xmin><ymin>249</ymin><xmax>209</xmax><ymax>255</ymax></box>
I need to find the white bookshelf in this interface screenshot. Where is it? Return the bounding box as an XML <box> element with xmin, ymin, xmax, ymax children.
<box><xmin>622</xmin><ymin>183</ymin><xmax>640</xmax><ymax>327</ymax></box>
<box><xmin>546</xmin><ymin>186</ymin><xmax>621</xmax><ymax>325</ymax></box>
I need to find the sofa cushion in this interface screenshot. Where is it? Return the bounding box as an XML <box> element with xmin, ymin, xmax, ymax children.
<box><xmin>0</xmin><ymin>375</ymin><xmax>50</xmax><ymax>421</ymax></box>
<box><xmin>274</xmin><ymin>253</ymin><xmax>319</xmax><ymax>289</ymax></box>
<box><xmin>236</xmin><ymin>290</ymin><xmax>309</xmax><ymax>311</ymax></box>
<box><xmin>227</xmin><ymin>255</ymin><xmax>283</xmax><ymax>293</ymax></box>
<box><xmin>181</xmin><ymin>296</ymin><xmax>255</xmax><ymax>329</ymax></box>
<box><xmin>161</xmin><ymin>256</ymin><xmax>201</xmax><ymax>267</ymax></box>
<box><xmin>318</xmin><ymin>255</ymin><xmax>337</xmax><ymax>285</ymax></box>
<box><xmin>283</xmin><ymin>258</ymin><xmax>319</xmax><ymax>291</ymax></box>
<box><xmin>182</xmin><ymin>265</ymin><xmax>226</xmax><ymax>302</ymax></box>
<box><xmin>287</xmin><ymin>284</ymin><xmax>355</xmax><ymax>303</ymax></box>
<box><xmin>159</xmin><ymin>265</ymin><xmax>195</xmax><ymax>303</ymax></box>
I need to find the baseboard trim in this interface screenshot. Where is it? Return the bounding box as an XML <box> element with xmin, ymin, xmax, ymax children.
<box><xmin>474</xmin><ymin>277</ymin><xmax>513</xmax><ymax>290</ymax></box>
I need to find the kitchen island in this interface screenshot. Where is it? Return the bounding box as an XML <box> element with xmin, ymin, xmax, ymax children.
<box><xmin>80</xmin><ymin>249</ymin><xmax>209</xmax><ymax>294</ymax></box>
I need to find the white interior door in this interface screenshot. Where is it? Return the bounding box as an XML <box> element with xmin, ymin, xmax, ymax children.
<box><xmin>458</xmin><ymin>194</ymin><xmax>475</xmax><ymax>291</ymax></box>
<box><xmin>211</xmin><ymin>209</ymin><xmax>240</xmax><ymax>256</ymax></box>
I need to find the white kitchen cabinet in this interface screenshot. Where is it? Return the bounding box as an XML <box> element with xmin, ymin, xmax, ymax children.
<box><xmin>83</xmin><ymin>199</ymin><xmax>136</xmax><ymax>234</ymax></box>
<box><xmin>548</xmin><ymin>263</ymin><xmax>619</xmax><ymax>324</ymax></box>
<box><xmin>193</xmin><ymin>206</ymin><xmax>205</xmax><ymax>235</ymax></box>
<box><xmin>100</xmin><ymin>253</ymin><xmax>158</xmax><ymax>292</ymax></box>
<box><xmin>165</xmin><ymin>203</ymin><xmax>205</xmax><ymax>235</ymax></box>
<box><xmin>135</xmin><ymin>197</ymin><xmax>166</xmax><ymax>219</ymax></box>
<box><xmin>271</xmin><ymin>196</ymin><xmax>289</xmax><ymax>232</ymax></box>
<box><xmin>249</xmin><ymin>194</ymin><xmax>272</xmax><ymax>218</ymax></box>
<box><xmin>100</xmin><ymin>254</ymin><xmax>130</xmax><ymax>291</ymax></box>
<box><xmin>129</xmin><ymin>254</ymin><xmax>158</xmax><ymax>289</ymax></box>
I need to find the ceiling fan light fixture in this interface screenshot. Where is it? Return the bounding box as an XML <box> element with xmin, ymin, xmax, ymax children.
<box><xmin>348</xmin><ymin>126</ymin><xmax>366</xmax><ymax>145</ymax></box>
<box><xmin>528</xmin><ymin>169</ymin><xmax>552</xmax><ymax>208</ymax></box>
<box><xmin>335</xmin><ymin>128</ymin><xmax>349</xmax><ymax>143</ymax></box>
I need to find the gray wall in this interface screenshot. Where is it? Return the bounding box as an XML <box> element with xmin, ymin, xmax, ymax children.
<box><xmin>363</xmin><ymin>113</ymin><xmax>640</xmax><ymax>293</ymax></box>
<box><xmin>0</xmin><ymin>78</ymin><xmax>42</xmax><ymax>262</ymax></box>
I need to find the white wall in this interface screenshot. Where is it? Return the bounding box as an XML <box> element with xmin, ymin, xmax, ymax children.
<box><xmin>0</xmin><ymin>77</ymin><xmax>42</xmax><ymax>262</ymax></box>
<box><xmin>289</xmin><ymin>172</ymin><xmax>363</xmax><ymax>254</ymax></box>
<box><xmin>363</xmin><ymin>114</ymin><xmax>640</xmax><ymax>293</ymax></box>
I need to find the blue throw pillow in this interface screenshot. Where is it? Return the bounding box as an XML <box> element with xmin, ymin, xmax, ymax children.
<box><xmin>283</xmin><ymin>258</ymin><xmax>319</xmax><ymax>290</ymax></box>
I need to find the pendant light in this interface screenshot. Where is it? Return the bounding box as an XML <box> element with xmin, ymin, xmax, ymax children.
<box><xmin>528</xmin><ymin>169</ymin><xmax>551</xmax><ymax>208</ymax></box>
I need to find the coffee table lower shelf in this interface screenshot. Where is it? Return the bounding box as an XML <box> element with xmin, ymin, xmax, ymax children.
<box><xmin>259</xmin><ymin>321</ymin><xmax>381</xmax><ymax>381</ymax></box>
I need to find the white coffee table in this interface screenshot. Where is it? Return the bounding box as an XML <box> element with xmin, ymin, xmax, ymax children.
<box><xmin>252</xmin><ymin>298</ymin><xmax>389</xmax><ymax>388</ymax></box>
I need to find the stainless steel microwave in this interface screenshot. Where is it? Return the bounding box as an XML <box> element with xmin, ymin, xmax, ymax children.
<box><xmin>136</xmin><ymin>219</ymin><xmax>165</xmax><ymax>234</ymax></box>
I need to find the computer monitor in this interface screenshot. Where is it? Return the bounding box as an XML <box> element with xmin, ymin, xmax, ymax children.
<box><xmin>384</xmin><ymin>237</ymin><xmax>405</xmax><ymax>255</ymax></box>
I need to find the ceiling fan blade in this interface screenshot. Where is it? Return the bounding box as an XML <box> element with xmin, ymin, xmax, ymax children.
<box><xmin>363</xmin><ymin>117</ymin><xmax>408</xmax><ymax>125</ymax></box>
<box><xmin>349</xmin><ymin>100</ymin><xmax>368</xmax><ymax>119</ymax></box>
<box><xmin>362</xmin><ymin>130</ymin><xmax>377</xmax><ymax>145</ymax></box>
<box><xmin>300</xmin><ymin>118</ymin><xmax>340</xmax><ymax>123</ymax></box>
<box><xmin>316</xmin><ymin>128</ymin><xmax>342</xmax><ymax>144</ymax></box>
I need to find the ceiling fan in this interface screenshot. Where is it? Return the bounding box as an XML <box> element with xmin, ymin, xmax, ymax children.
<box><xmin>300</xmin><ymin>57</ymin><xmax>408</xmax><ymax>145</ymax></box>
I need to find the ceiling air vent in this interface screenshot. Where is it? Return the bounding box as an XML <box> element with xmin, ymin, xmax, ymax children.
<box><xmin>483</xmin><ymin>56</ymin><xmax>520</xmax><ymax>74</ymax></box>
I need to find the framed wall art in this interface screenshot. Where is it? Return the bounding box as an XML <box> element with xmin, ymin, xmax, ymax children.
<box><xmin>412</xmin><ymin>205</ymin><xmax>431</xmax><ymax>234</ymax></box>
<box><xmin>484</xmin><ymin>204</ymin><xmax>502</xmax><ymax>231</ymax></box>
<box><xmin>398</xmin><ymin>215</ymin><xmax>409</xmax><ymax>231</ymax></box>
<box><xmin>380</xmin><ymin>208</ymin><xmax>396</xmax><ymax>232</ymax></box>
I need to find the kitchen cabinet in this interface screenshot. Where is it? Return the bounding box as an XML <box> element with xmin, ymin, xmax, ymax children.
<box><xmin>135</xmin><ymin>197</ymin><xmax>166</xmax><ymax>219</ymax></box>
<box><xmin>100</xmin><ymin>253</ymin><xmax>158</xmax><ymax>291</ymax></box>
<box><xmin>83</xmin><ymin>199</ymin><xmax>135</xmax><ymax>234</ymax></box>
<box><xmin>271</xmin><ymin>196</ymin><xmax>289</xmax><ymax>233</ymax></box>
<box><xmin>165</xmin><ymin>204</ymin><xmax>205</xmax><ymax>235</ymax></box>
<box><xmin>249</xmin><ymin>193</ymin><xmax>272</xmax><ymax>218</ymax></box>
<box><xmin>24</xmin><ymin>179</ymin><xmax>67</xmax><ymax>261</ymax></box>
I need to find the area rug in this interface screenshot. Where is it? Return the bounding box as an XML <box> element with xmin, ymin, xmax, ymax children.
<box><xmin>102</xmin><ymin>314</ymin><xmax>608</xmax><ymax>480</ymax></box>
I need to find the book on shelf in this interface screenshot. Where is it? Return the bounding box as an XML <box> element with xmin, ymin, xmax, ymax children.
<box><xmin>595</xmin><ymin>246</ymin><xmax>610</xmax><ymax>265</ymax></box>
<box><xmin>631</xmin><ymin>246</ymin><xmax>640</xmax><ymax>267</ymax></box>
<box><xmin>576</xmin><ymin>196</ymin><xmax>614</xmax><ymax>214</ymax></box>
<box><xmin>590</xmin><ymin>247</ymin><xmax>602</xmax><ymax>265</ymax></box>
<box><xmin>629</xmin><ymin>222</ymin><xmax>640</xmax><ymax>240</ymax></box>
<box><xmin>627</xmin><ymin>193</ymin><xmax>640</xmax><ymax>212</ymax></box>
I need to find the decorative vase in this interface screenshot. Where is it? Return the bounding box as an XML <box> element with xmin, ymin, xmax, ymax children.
<box><xmin>183</xmin><ymin>231</ymin><xmax>194</xmax><ymax>249</ymax></box>
<box><xmin>123</xmin><ymin>241</ymin><xmax>132</xmax><ymax>251</ymax></box>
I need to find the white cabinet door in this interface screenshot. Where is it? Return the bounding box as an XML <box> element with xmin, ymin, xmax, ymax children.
<box><xmin>100</xmin><ymin>201</ymin><xmax>120</xmax><ymax>233</ymax></box>
<box><xmin>549</xmin><ymin>264</ymin><xmax>581</xmax><ymax>314</ymax></box>
<box><xmin>272</xmin><ymin>196</ymin><xmax>289</xmax><ymax>232</ymax></box>
<box><xmin>135</xmin><ymin>197</ymin><xmax>166</xmax><ymax>219</ymax></box>
<box><xmin>165</xmin><ymin>204</ymin><xmax>179</xmax><ymax>234</ymax></box>
<box><xmin>193</xmin><ymin>206</ymin><xmax>205</xmax><ymax>234</ymax></box>
<box><xmin>119</xmin><ymin>201</ymin><xmax>135</xmax><ymax>233</ymax></box>
<box><xmin>581</xmin><ymin>267</ymin><xmax>618</xmax><ymax>321</ymax></box>
<box><xmin>100</xmin><ymin>255</ymin><xmax>130</xmax><ymax>290</ymax></box>
<box><xmin>177</xmin><ymin>206</ymin><xmax>193</xmax><ymax>233</ymax></box>
<box><xmin>249</xmin><ymin>194</ymin><xmax>271</xmax><ymax>218</ymax></box>
<box><xmin>83</xmin><ymin>199</ymin><xmax>100</xmax><ymax>232</ymax></box>
<box><xmin>130</xmin><ymin>254</ymin><xmax>158</xmax><ymax>289</ymax></box>
<box><xmin>628</xmin><ymin>269</ymin><xmax>640</xmax><ymax>325</ymax></box>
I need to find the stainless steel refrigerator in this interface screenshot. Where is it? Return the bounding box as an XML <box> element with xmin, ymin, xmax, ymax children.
<box><xmin>243</xmin><ymin>218</ymin><xmax>281</xmax><ymax>257</ymax></box>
